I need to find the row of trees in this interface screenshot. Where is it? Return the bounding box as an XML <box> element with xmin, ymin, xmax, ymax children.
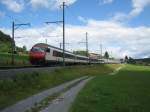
<box><xmin>125</xmin><ymin>56</ymin><xmax>136</xmax><ymax>64</ymax></box>
<box><xmin>0</xmin><ymin>31</ymin><xmax>13</xmax><ymax>42</ymax></box>
<box><xmin>73</xmin><ymin>50</ymin><xmax>110</xmax><ymax>59</ymax></box>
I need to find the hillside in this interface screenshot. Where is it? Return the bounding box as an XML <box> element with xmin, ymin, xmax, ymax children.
<box><xmin>134</xmin><ymin>58</ymin><xmax>150</xmax><ymax>65</ymax></box>
<box><xmin>0</xmin><ymin>30</ymin><xmax>13</xmax><ymax>53</ymax></box>
<box><xmin>0</xmin><ymin>31</ymin><xmax>30</xmax><ymax>66</ymax></box>
<box><xmin>0</xmin><ymin>30</ymin><xmax>27</xmax><ymax>53</ymax></box>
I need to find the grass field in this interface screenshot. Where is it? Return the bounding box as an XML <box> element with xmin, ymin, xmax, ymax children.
<box><xmin>0</xmin><ymin>64</ymin><xmax>120</xmax><ymax>110</ymax></box>
<box><xmin>0</xmin><ymin>53</ymin><xmax>30</xmax><ymax>66</ymax></box>
<box><xmin>70</xmin><ymin>64</ymin><xmax>150</xmax><ymax>112</ymax></box>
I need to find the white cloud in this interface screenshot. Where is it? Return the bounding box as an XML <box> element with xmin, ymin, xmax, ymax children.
<box><xmin>0</xmin><ymin>11</ymin><xmax>5</xmax><ymax>18</ymax></box>
<box><xmin>113</xmin><ymin>0</ymin><xmax>150</xmax><ymax>21</ymax></box>
<box><xmin>0</xmin><ymin>0</ymin><xmax>69</xmax><ymax>12</ymax></box>
<box><xmin>30</xmin><ymin>0</ymin><xmax>77</xmax><ymax>9</ymax></box>
<box><xmin>103</xmin><ymin>0</ymin><xmax>113</xmax><ymax>4</ymax></box>
<box><xmin>1</xmin><ymin>19</ymin><xmax>150</xmax><ymax>58</ymax></box>
<box><xmin>129</xmin><ymin>0</ymin><xmax>150</xmax><ymax>18</ymax></box>
<box><xmin>112</xmin><ymin>13</ymin><xmax>127</xmax><ymax>21</ymax></box>
<box><xmin>99</xmin><ymin>0</ymin><xmax>113</xmax><ymax>5</ymax></box>
<box><xmin>0</xmin><ymin>0</ymin><xmax>24</xmax><ymax>12</ymax></box>
<box><xmin>30</xmin><ymin>0</ymin><xmax>49</xmax><ymax>9</ymax></box>
<box><xmin>78</xmin><ymin>16</ymin><xmax>87</xmax><ymax>23</ymax></box>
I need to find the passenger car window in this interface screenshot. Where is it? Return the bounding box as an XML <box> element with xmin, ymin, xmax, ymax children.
<box><xmin>46</xmin><ymin>48</ymin><xmax>50</xmax><ymax>53</ymax></box>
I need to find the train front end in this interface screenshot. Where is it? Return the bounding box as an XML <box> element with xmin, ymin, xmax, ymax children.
<box><xmin>29</xmin><ymin>45</ymin><xmax>46</xmax><ymax>65</ymax></box>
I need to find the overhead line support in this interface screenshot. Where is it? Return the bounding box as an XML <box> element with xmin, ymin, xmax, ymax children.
<box><xmin>11</xmin><ymin>21</ymin><xmax>30</xmax><ymax>65</ymax></box>
<box><xmin>46</xmin><ymin>2</ymin><xmax>67</xmax><ymax>66</ymax></box>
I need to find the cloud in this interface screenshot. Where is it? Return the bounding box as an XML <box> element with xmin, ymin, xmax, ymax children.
<box><xmin>103</xmin><ymin>0</ymin><xmax>113</xmax><ymax>4</ymax></box>
<box><xmin>0</xmin><ymin>0</ymin><xmax>24</xmax><ymax>12</ymax></box>
<box><xmin>129</xmin><ymin>0</ymin><xmax>150</xmax><ymax>18</ymax></box>
<box><xmin>0</xmin><ymin>11</ymin><xmax>5</xmax><ymax>18</ymax></box>
<box><xmin>99</xmin><ymin>0</ymin><xmax>113</xmax><ymax>5</ymax></box>
<box><xmin>112</xmin><ymin>13</ymin><xmax>127</xmax><ymax>21</ymax></box>
<box><xmin>77</xmin><ymin>16</ymin><xmax>87</xmax><ymax>23</ymax></box>
<box><xmin>113</xmin><ymin>0</ymin><xmax>150</xmax><ymax>21</ymax></box>
<box><xmin>30</xmin><ymin>0</ymin><xmax>77</xmax><ymax>9</ymax></box>
<box><xmin>1</xmin><ymin>0</ymin><xmax>75</xmax><ymax>12</ymax></box>
<box><xmin>30</xmin><ymin>0</ymin><xmax>49</xmax><ymax>9</ymax></box>
<box><xmin>1</xmin><ymin>19</ymin><xmax>150</xmax><ymax>58</ymax></box>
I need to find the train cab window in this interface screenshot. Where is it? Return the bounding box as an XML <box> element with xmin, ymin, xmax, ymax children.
<box><xmin>31</xmin><ymin>47</ymin><xmax>45</xmax><ymax>52</ymax></box>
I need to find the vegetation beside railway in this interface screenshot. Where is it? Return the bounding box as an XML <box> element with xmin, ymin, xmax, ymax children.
<box><xmin>70</xmin><ymin>64</ymin><xmax>150</xmax><ymax>112</ymax></box>
<box><xmin>0</xmin><ymin>64</ymin><xmax>120</xmax><ymax>110</ymax></box>
<box><xmin>0</xmin><ymin>53</ymin><xmax>30</xmax><ymax>66</ymax></box>
<box><xmin>0</xmin><ymin>30</ymin><xmax>29</xmax><ymax>66</ymax></box>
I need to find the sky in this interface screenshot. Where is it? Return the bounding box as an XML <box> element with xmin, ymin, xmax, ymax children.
<box><xmin>0</xmin><ymin>0</ymin><xmax>150</xmax><ymax>59</ymax></box>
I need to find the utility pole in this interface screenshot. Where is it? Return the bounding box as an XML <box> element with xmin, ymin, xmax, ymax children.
<box><xmin>45</xmin><ymin>39</ymin><xmax>47</xmax><ymax>44</ymax></box>
<box><xmin>111</xmin><ymin>51</ymin><xmax>113</xmax><ymax>58</ymax></box>
<box><xmin>78</xmin><ymin>32</ymin><xmax>89</xmax><ymax>57</ymax></box>
<box><xmin>60</xmin><ymin>43</ymin><xmax>62</xmax><ymax>49</ymax></box>
<box><xmin>100</xmin><ymin>44</ymin><xmax>102</xmax><ymax>59</ymax></box>
<box><xmin>12</xmin><ymin>21</ymin><xmax>15</xmax><ymax>65</ymax></box>
<box><xmin>46</xmin><ymin>2</ymin><xmax>66</xmax><ymax>66</ymax></box>
<box><xmin>86</xmin><ymin>32</ymin><xmax>89</xmax><ymax>64</ymax></box>
<box><xmin>78</xmin><ymin>32</ymin><xmax>89</xmax><ymax>63</ymax></box>
<box><xmin>86</xmin><ymin>32</ymin><xmax>88</xmax><ymax>57</ymax></box>
<box><xmin>60</xmin><ymin>42</ymin><xmax>70</xmax><ymax>49</ymax></box>
<box><xmin>62</xmin><ymin>2</ymin><xmax>66</xmax><ymax>67</ymax></box>
<box><xmin>11</xmin><ymin>21</ymin><xmax>30</xmax><ymax>65</ymax></box>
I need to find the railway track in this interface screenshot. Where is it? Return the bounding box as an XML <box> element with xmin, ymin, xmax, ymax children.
<box><xmin>0</xmin><ymin>66</ymin><xmax>61</xmax><ymax>79</ymax></box>
<box><xmin>0</xmin><ymin>65</ymin><xmax>47</xmax><ymax>70</ymax></box>
<box><xmin>0</xmin><ymin>62</ymin><xmax>120</xmax><ymax>79</ymax></box>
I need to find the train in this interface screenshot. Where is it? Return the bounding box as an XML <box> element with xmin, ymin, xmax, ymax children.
<box><xmin>29</xmin><ymin>43</ymin><xmax>120</xmax><ymax>65</ymax></box>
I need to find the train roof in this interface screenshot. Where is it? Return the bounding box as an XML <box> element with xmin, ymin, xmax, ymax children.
<box><xmin>33</xmin><ymin>43</ymin><xmax>72</xmax><ymax>53</ymax></box>
<box><xmin>33</xmin><ymin>43</ymin><xmax>89</xmax><ymax>58</ymax></box>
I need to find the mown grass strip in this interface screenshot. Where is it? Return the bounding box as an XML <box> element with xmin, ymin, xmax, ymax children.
<box><xmin>70</xmin><ymin>64</ymin><xmax>150</xmax><ymax>112</ymax></box>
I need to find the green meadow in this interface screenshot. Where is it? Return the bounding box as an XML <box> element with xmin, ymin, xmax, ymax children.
<box><xmin>71</xmin><ymin>64</ymin><xmax>150</xmax><ymax>112</ymax></box>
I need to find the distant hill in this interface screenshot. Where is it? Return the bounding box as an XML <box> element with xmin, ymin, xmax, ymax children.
<box><xmin>135</xmin><ymin>58</ymin><xmax>150</xmax><ymax>63</ymax></box>
<box><xmin>0</xmin><ymin>30</ymin><xmax>27</xmax><ymax>53</ymax></box>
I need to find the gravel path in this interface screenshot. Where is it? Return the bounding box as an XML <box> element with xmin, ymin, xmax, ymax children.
<box><xmin>41</xmin><ymin>77</ymin><xmax>93</xmax><ymax>112</ymax></box>
<box><xmin>0</xmin><ymin>76</ymin><xmax>88</xmax><ymax>112</ymax></box>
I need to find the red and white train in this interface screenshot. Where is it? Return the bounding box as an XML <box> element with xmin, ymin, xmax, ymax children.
<box><xmin>29</xmin><ymin>43</ymin><xmax>105</xmax><ymax>65</ymax></box>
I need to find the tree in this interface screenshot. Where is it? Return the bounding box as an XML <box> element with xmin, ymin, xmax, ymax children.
<box><xmin>23</xmin><ymin>45</ymin><xmax>27</xmax><ymax>51</ymax></box>
<box><xmin>0</xmin><ymin>30</ymin><xmax>13</xmax><ymax>53</ymax></box>
<box><xmin>73</xmin><ymin>50</ymin><xmax>87</xmax><ymax>56</ymax></box>
<box><xmin>128</xmin><ymin>57</ymin><xmax>136</xmax><ymax>64</ymax></box>
<box><xmin>104</xmin><ymin>51</ymin><xmax>109</xmax><ymax>59</ymax></box>
<box><xmin>125</xmin><ymin>55</ymin><xmax>128</xmax><ymax>62</ymax></box>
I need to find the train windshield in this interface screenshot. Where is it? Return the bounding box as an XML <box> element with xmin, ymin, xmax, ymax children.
<box><xmin>31</xmin><ymin>47</ymin><xmax>45</xmax><ymax>52</ymax></box>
